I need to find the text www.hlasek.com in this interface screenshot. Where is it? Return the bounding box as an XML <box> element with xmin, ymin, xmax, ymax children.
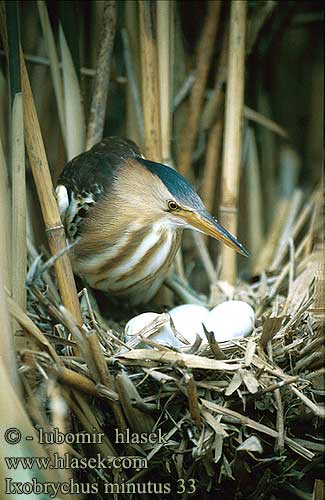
<box><xmin>5</xmin><ymin>453</ymin><xmax>148</xmax><ymax>471</ymax></box>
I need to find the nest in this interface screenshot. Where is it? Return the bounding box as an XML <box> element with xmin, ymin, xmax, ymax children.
<box><xmin>16</xmin><ymin>193</ymin><xmax>324</xmax><ymax>500</ymax></box>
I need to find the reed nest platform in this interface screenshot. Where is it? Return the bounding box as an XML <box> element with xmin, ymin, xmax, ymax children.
<box><xmin>15</xmin><ymin>194</ymin><xmax>322</xmax><ymax>500</ymax></box>
<box><xmin>0</xmin><ymin>1</ymin><xmax>323</xmax><ymax>499</ymax></box>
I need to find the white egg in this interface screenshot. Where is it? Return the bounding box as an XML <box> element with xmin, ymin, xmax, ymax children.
<box><xmin>162</xmin><ymin>304</ymin><xmax>210</xmax><ymax>345</ymax></box>
<box><xmin>125</xmin><ymin>312</ymin><xmax>159</xmax><ymax>339</ymax></box>
<box><xmin>125</xmin><ymin>312</ymin><xmax>182</xmax><ymax>347</ymax></box>
<box><xmin>203</xmin><ymin>300</ymin><xmax>255</xmax><ymax>341</ymax></box>
<box><xmin>125</xmin><ymin>305</ymin><xmax>210</xmax><ymax>348</ymax></box>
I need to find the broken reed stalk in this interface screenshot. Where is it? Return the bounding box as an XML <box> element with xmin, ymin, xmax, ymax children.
<box><xmin>86</xmin><ymin>0</ymin><xmax>116</xmax><ymax>150</ymax></box>
<box><xmin>139</xmin><ymin>0</ymin><xmax>161</xmax><ymax>160</ymax></box>
<box><xmin>220</xmin><ymin>0</ymin><xmax>247</xmax><ymax>284</ymax></box>
<box><xmin>157</xmin><ymin>0</ymin><xmax>173</xmax><ymax>165</ymax></box>
<box><xmin>20</xmin><ymin>51</ymin><xmax>83</xmax><ymax>325</ymax></box>
<box><xmin>178</xmin><ymin>0</ymin><xmax>221</xmax><ymax>178</ymax></box>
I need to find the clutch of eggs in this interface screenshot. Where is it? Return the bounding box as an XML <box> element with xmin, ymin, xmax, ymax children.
<box><xmin>125</xmin><ymin>300</ymin><xmax>255</xmax><ymax>348</ymax></box>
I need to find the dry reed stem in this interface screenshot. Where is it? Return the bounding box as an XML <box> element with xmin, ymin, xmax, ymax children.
<box><xmin>246</xmin><ymin>0</ymin><xmax>277</xmax><ymax>55</ymax></box>
<box><xmin>117</xmin><ymin>349</ymin><xmax>241</xmax><ymax>371</ymax></box>
<box><xmin>86</xmin><ymin>1</ymin><xmax>116</xmax><ymax>150</ymax></box>
<box><xmin>122</xmin><ymin>27</ymin><xmax>144</xmax><ymax>141</ymax></box>
<box><xmin>0</xmin><ymin>136</ymin><xmax>11</xmax><ymax>290</ymax></box>
<box><xmin>185</xmin><ymin>373</ymin><xmax>201</xmax><ymax>426</ymax></box>
<box><xmin>270</xmin><ymin>189</ymin><xmax>303</xmax><ymax>271</ymax></box>
<box><xmin>115</xmin><ymin>371</ymin><xmax>155</xmax><ymax>434</ymax></box>
<box><xmin>272</xmin><ymin>194</ymin><xmax>316</xmax><ymax>271</ymax></box>
<box><xmin>178</xmin><ymin>0</ymin><xmax>221</xmax><ymax>178</ymax></box>
<box><xmin>202</xmin><ymin>399</ymin><xmax>314</xmax><ymax>460</ymax></box>
<box><xmin>0</xmin><ymin>364</ymin><xmax>74</xmax><ymax>493</ymax></box>
<box><xmin>37</xmin><ymin>1</ymin><xmax>66</xmax><ymax>145</ymax></box>
<box><xmin>59</xmin><ymin>26</ymin><xmax>85</xmax><ymax>160</ymax></box>
<box><xmin>201</xmin><ymin>118</ymin><xmax>223</xmax><ymax>214</ymax></box>
<box><xmin>173</xmin><ymin>73</ymin><xmax>195</xmax><ymax>110</ymax></box>
<box><xmin>20</xmin><ymin>52</ymin><xmax>82</xmax><ymax>324</ymax></box>
<box><xmin>56</xmin><ymin>366</ymin><xmax>102</xmax><ymax>397</ymax></box>
<box><xmin>247</xmin><ymin>127</ymin><xmax>263</xmax><ymax>258</ymax></box>
<box><xmin>87</xmin><ymin>332</ymin><xmax>127</xmax><ymax>431</ymax></box>
<box><xmin>267</xmin><ymin>342</ymin><xmax>284</xmax><ymax>451</ymax></box>
<box><xmin>313</xmin><ymin>480</ymin><xmax>324</xmax><ymax>500</ymax></box>
<box><xmin>0</xmin><ymin>267</ymin><xmax>19</xmax><ymax>390</ymax></box>
<box><xmin>69</xmin><ymin>394</ymin><xmax>117</xmax><ymax>457</ymax></box>
<box><xmin>125</xmin><ymin>0</ymin><xmax>143</xmax><ymax>146</ymax></box>
<box><xmin>7</xmin><ymin>295</ymin><xmax>61</xmax><ymax>364</ymax></box>
<box><xmin>253</xmin><ymin>199</ymin><xmax>290</xmax><ymax>275</ymax></box>
<box><xmin>6</xmin><ymin>51</ymin><xmax>118</xmax><ymax>78</ymax></box>
<box><xmin>164</xmin><ymin>276</ymin><xmax>207</xmax><ymax>306</ymax></box>
<box><xmin>11</xmin><ymin>93</ymin><xmax>26</xmax><ymax>313</ymax></box>
<box><xmin>309</xmin><ymin>262</ymin><xmax>325</xmax><ymax>316</ymax></box>
<box><xmin>191</xmin><ymin>231</ymin><xmax>218</xmax><ymax>285</ymax></box>
<box><xmin>201</xmin><ymin>25</ymin><xmax>228</xmax><ymax>132</ymax></box>
<box><xmin>139</xmin><ymin>1</ymin><xmax>161</xmax><ymax>160</ymax></box>
<box><xmin>220</xmin><ymin>0</ymin><xmax>247</xmax><ymax>284</ymax></box>
<box><xmin>244</xmin><ymin>106</ymin><xmax>288</xmax><ymax>139</ymax></box>
<box><xmin>157</xmin><ymin>0</ymin><xmax>173</xmax><ymax>164</ymax></box>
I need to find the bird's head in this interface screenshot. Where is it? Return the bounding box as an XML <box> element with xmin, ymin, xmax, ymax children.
<box><xmin>110</xmin><ymin>156</ymin><xmax>248</xmax><ymax>257</ymax></box>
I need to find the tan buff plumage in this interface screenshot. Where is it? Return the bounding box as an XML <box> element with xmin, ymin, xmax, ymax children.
<box><xmin>56</xmin><ymin>137</ymin><xmax>248</xmax><ymax>305</ymax></box>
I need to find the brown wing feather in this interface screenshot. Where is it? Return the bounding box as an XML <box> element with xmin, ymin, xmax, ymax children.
<box><xmin>56</xmin><ymin>137</ymin><xmax>142</xmax><ymax>240</ymax></box>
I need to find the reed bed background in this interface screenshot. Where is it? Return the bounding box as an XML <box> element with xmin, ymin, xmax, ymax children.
<box><xmin>0</xmin><ymin>1</ymin><xmax>323</xmax><ymax>499</ymax></box>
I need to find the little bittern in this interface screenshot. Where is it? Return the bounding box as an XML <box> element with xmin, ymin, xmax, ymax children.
<box><xmin>56</xmin><ymin>137</ymin><xmax>248</xmax><ymax>305</ymax></box>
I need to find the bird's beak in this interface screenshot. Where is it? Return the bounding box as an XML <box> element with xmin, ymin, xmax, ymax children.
<box><xmin>184</xmin><ymin>210</ymin><xmax>249</xmax><ymax>257</ymax></box>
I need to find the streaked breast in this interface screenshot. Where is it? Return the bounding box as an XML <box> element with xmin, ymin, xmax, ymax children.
<box><xmin>73</xmin><ymin>221</ymin><xmax>181</xmax><ymax>303</ymax></box>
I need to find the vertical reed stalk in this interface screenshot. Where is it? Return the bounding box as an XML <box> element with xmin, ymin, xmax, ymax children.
<box><xmin>139</xmin><ymin>0</ymin><xmax>161</xmax><ymax>160</ymax></box>
<box><xmin>178</xmin><ymin>0</ymin><xmax>221</xmax><ymax>178</ymax></box>
<box><xmin>252</xmin><ymin>199</ymin><xmax>289</xmax><ymax>275</ymax></box>
<box><xmin>86</xmin><ymin>1</ymin><xmax>116</xmax><ymax>150</ymax></box>
<box><xmin>270</xmin><ymin>189</ymin><xmax>303</xmax><ymax>271</ymax></box>
<box><xmin>59</xmin><ymin>25</ymin><xmax>85</xmax><ymax>160</ymax></box>
<box><xmin>220</xmin><ymin>1</ymin><xmax>247</xmax><ymax>284</ymax></box>
<box><xmin>201</xmin><ymin>24</ymin><xmax>228</xmax><ymax>132</ymax></box>
<box><xmin>122</xmin><ymin>27</ymin><xmax>144</xmax><ymax>142</ymax></box>
<box><xmin>20</xmin><ymin>51</ymin><xmax>83</xmax><ymax>325</ymax></box>
<box><xmin>125</xmin><ymin>1</ymin><xmax>143</xmax><ymax>146</ymax></box>
<box><xmin>157</xmin><ymin>0</ymin><xmax>173</xmax><ymax>165</ymax></box>
<box><xmin>11</xmin><ymin>93</ymin><xmax>26</xmax><ymax>311</ymax></box>
<box><xmin>0</xmin><ymin>128</ymin><xmax>11</xmax><ymax>291</ymax></box>
<box><xmin>37</xmin><ymin>1</ymin><xmax>67</xmax><ymax>146</ymax></box>
<box><xmin>246</xmin><ymin>127</ymin><xmax>263</xmax><ymax>259</ymax></box>
<box><xmin>201</xmin><ymin>118</ymin><xmax>223</xmax><ymax>215</ymax></box>
<box><xmin>6</xmin><ymin>1</ymin><xmax>27</xmax><ymax>318</ymax></box>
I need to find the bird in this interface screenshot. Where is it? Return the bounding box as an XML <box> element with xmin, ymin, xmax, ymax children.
<box><xmin>56</xmin><ymin>137</ymin><xmax>248</xmax><ymax>305</ymax></box>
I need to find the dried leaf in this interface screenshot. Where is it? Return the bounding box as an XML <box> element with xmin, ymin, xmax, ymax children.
<box><xmin>117</xmin><ymin>349</ymin><xmax>241</xmax><ymax>371</ymax></box>
<box><xmin>237</xmin><ymin>435</ymin><xmax>263</xmax><ymax>453</ymax></box>
<box><xmin>225</xmin><ymin>371</ymin><xmax>243</xmax><ymax>396</ymax></box>
<box><xmin>241</xmin><ymin>368</ymin><xmax>259</xmax><ymax>394</ymax></box>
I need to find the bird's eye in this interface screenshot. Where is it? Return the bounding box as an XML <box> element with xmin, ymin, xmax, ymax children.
<box><xmin>167</xmin><ymin>200</ymin><xmax>179</xmax><ymax>211</ymax></box>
